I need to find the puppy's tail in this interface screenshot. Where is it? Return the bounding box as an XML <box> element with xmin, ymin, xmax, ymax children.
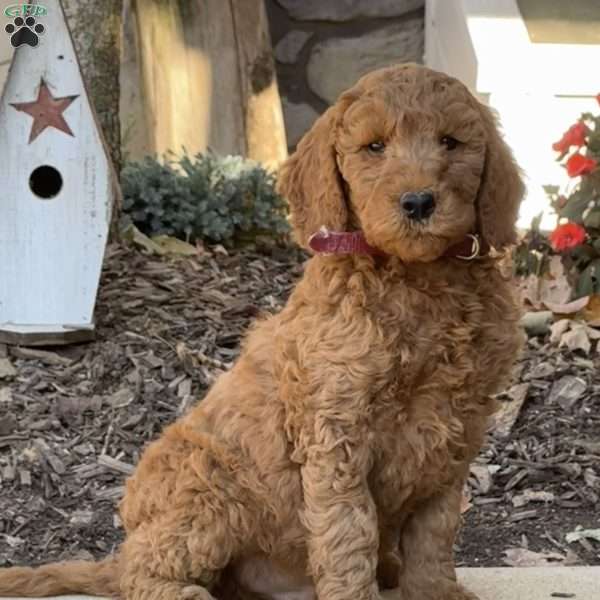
<box><xmin>0</xmin><ymin>554</ymin><xmax>120</xmax><ymax>597</ymax></box>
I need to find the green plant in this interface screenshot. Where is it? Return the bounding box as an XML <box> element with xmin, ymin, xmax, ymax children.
<box><xmin>121</xmin><ymin>152</ymin><xmax>290</xmax><ymax>246</ymax></box>
<box><xmin>515</xmin><ymin>97</ymin><xmax>600</xmax><ymax>298</ymax></box>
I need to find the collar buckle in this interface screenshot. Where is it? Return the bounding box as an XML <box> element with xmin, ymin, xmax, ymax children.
<box><xmin>455</xmin><ymin>234</ymin><xmax>481</xmax><ymax>261</ymax></box>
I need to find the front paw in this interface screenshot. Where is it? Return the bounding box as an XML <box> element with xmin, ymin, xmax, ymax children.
<box><xmin>182</xmin><ymin>585</ymin><xmax>217</xmax><ymax>600</ymax></box>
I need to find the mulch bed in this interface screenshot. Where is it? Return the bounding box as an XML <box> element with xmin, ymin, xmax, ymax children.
<box><xmin>0</xmin><ymin>244</ymin><xmax>599</xmax><ymax>569</ymax></box>
<box><xmin>458</xmin><ymin>337</ymin><xmax>600</xmax><ymax>567</ymax></box>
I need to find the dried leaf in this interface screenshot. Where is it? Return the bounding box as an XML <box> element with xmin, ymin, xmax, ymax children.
<box><xmin>470</xmin><ymin>465</ymin><xmax>493</xmax><ymax>494</ymax></box>
<box><xmin>565</xmin><ymin>528</ymin><xmax>600</xmax><ymax>544</ymax></box>
<box><xmin>540</xmin><ymin>256</ymin><xmax>574</xmax><ymax>306</ymax></box>
<box><xmin>544</xmin><ymin>295</ymin><xmax>589</xmax><ymax>315</ymax></box>
<box><xmin>503</xmin><ymin>548</ymin><xmax>564</xmax><ymax>567</ymax></box>
<box><xmin>584</xmin><ymin>324</ymin><xmax>600</xmax><ymax>340</ymax></box>
<box><xmin>559</xmin><ymin>324</ymin><xmax>591</xmax><ymax>354</ymax></box>
<box><xmin>151</xmin><ymin>235</ymin><xmax>198</xmax><ymax>256</ymax></box>
<box><xmin>582</xmin><ymin>294</ymin><xmax>600</xmax><ymax>323</ymax></box>
<box><xmin>122</xmin><ymin>224</ymin><xmax>166</xmax><ymax>256</ymax></box>
<box><xmin>548</xmin><ymin>375</ymin><xmax>587</xmax><ymax>409</ymax></box>
<box><xmin>550</xmin><ymin>318</ymin><xmax>571</xmax><ymax>343</ymax></box>
<box><xmin>107</xmin><ymin>387</ymin><xmax>135</xmax><ymax>408</ymax></box>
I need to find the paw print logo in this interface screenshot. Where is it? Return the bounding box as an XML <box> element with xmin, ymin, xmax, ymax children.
<box><xmin>5</xmin><ymin>16</ymin><xmax>45</xmax><ymax>48</ymax></box>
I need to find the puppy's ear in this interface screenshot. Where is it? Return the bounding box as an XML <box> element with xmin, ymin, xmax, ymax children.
<box><xmin>476</xmin><ymin>105</ymin><xmax>525</xmax><ymax>251</ymax></box>
<box><xmin>277</xmin><ymin>100</ymin><xmax>351</xmax><ymax>248</ymax></box>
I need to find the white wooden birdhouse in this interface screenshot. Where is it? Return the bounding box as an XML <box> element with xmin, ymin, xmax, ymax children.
<box><xmin>0</xmin><ymin>0</ymin><xmax>118</xmax><ymax>345</ymax></box>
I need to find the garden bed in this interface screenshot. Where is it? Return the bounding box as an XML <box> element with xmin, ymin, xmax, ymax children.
<box><xmin>0</xmin><ymin>244</ymin><xmax>598</xmax><ymax>569</ymax></box>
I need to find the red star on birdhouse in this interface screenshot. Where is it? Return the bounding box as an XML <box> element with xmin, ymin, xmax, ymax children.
<box><xmin>10</xmin><ymin>78</ymin><xmax>79</xmax><ymax>143</ymax></box>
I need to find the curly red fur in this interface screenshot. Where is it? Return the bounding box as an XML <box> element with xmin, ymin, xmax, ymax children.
<box><xmin>0</xmin><ymin>64</ymin><xmax>524</xmax><ymax>600</ymax></box>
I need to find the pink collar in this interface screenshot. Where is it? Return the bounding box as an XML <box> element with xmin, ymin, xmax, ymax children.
<box><xmin>308</xmin><ymin>229</ymin><xmax>386</xmax><ymax>256</ymax></box>
<box><xmin>308</xmin><ymin>228</ymin><xmax>489</xmax><ymax>260</ymax></box>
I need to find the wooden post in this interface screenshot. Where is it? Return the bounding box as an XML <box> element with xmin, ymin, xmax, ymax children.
<box><xmin>122</xmin><ymin>0</ymin><xmax>287</xmax><ymax>167</ymax></box>
<box><xmin>230</xmin><ymin>0</ymin><xmax>288</xmax><ymax>169</ymax></box>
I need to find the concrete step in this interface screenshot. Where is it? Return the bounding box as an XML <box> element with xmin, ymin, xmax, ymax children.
<box><xmin>0</xmin><ymin>567</ymin><xmax>598</xmax><ymax>600</ymax></box>
<box><xmin>458</xmin><ymin>566</ymin><xmax>598</xmax><ymax>599</ymax></box>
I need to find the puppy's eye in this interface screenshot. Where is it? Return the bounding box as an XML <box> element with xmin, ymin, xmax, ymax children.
<box><xmin>366</xmin><ymin>141</ymin><xmax>385</xmax><ymax>154</ymax></box>
<box><xmin>440</xmin><ymin>135</ymin><xmax>460</xmax><ymax>150</ymax></box>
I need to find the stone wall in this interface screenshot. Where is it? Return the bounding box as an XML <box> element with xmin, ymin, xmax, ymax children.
<box><xmin>265</xmin><ymin>0</ymin><xmax>425</xmax><ymax>149</ymax></box>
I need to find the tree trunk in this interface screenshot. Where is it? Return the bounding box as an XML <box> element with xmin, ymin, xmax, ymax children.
<box><xmin>62</xmin><ymin>0</ymin><xmax>123</xmax><ymax>237</ymax></box>
<box><xmin>62</xmin><ymin>0</ymin><xmax>122</xmax><ymax>172</ymax></box>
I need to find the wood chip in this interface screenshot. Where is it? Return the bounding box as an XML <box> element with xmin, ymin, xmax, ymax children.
<box><xmin>0</xmin><ymin>357</ymin><xmax>17</xmax><ymax>379</ymax></box>
<box><xmin>494</xmin><ymin>383</ymin><xmax>530</xmax><ymax>438</ymax></box>
<box><xmin>509</xmin><ymin>509</ymin><xmax>538</xmax><ymax>522</ymax></box>
<box><xmin>10</xmin><ymin>347</ymin><xmax>73</xmax><ymax>366</ymax></box>
<box><xmin>512</xmin><ymin>490</ymin><xmax>555</xmax><ymax>507</ymax></box>
<box><xmin>98</xmin><ymin>454</ymin><xmax>134</xmax><ymax>475</ymax></box>
<box><xmin>19</xmin><ymin>469</ymin><xmax>31</xmax><ymax>486</ymax></box>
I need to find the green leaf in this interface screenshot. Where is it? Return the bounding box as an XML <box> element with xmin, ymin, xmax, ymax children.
<box><xmin>584</xmin><ymin>209</ymin><xmax>600</xmax><ymax>229</ymax></box>
<box><xmin>559</xmin><ymin>191</ymin><xmax>590</xmax><ymax>223</ymax></box>
<box><xmin>576</xmin><ymin>268</ymin><xmax>595</xmax><ymax>297</ymax></box>
<box><xmin>530</xmin><ymin>212</ymin><xmax>543</xmax><ymax>232</ymax></box>
<box><xmin>575</xmin><ymin>258</ymin><xmax>600</xmax><ymax>298</ymax></box>
<box><xmin>543</xmin><ymin>185</ymin><xmax>559</xmax><ymax>197</ymax></box>
<box><xmin>121</xmin><ymin>150</ymin><xmax>289</xmax><ymax>246</ymax></box>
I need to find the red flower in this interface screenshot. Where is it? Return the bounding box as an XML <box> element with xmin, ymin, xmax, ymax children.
<box><xmin>597</xmin><ymin>93</ymin><xmax>600</xmax><ymax>106</ymax></box>
<box><xmin>552</xmin><ymin>122</ymin><xmax>588</xmax><ymax>153</ymax></box>
<box><xmin>549</xmin><ymin>223</ymin><xmax>587</xmax><ymax>252</ymax></box>
<box><xmin>566</xmin><ymin>153</ymin><xmax>597</xmax><ymax>177</ymax></box>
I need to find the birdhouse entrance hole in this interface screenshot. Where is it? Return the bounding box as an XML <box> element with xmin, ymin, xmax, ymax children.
<box><xmin>29</xmin><ymin>165</ymin><xmax>63</xmax><ymax>199</ymax></box>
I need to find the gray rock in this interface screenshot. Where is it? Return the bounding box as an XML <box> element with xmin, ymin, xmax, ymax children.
<box><xmin>276</xmin><ymin>0</ymin><xmax>424</xmax><ymax>22</ymax></box>
<box><xmin>520</xmin><ymin>311</ymin><xmax>553</xmax><ymax>337</ymax></box>
<box><xmin>275</xmin><ymin>30</ymin><xmax>313</xmax><ymax>64</ymax></box>
<box><xmin>307</xmin><ymin>20</ymin><xmax>424</xmax><ymax>104</ymax></box>
<box><xmin>282</xmin><ymin>98</ymin><xmax>320</xmax><ymax>148</ymax></box>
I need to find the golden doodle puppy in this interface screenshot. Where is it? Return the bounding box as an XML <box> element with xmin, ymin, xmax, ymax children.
<box><xmin>0</xmin><ymin>64</ymin><xmax>524</xmax><ymax>600</ymax></box>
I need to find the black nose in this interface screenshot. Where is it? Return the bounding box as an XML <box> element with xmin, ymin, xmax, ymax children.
<box><xmin>400</xmin><ymin>191</ymin><xmax>436</xmax><ymax>221</ymax></box>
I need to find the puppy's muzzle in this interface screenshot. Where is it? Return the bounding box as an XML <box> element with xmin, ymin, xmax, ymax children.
<box><xmin>400</xmin><ymin>190</ymin><xmax>435</xmax><ymax>221</ymax></box>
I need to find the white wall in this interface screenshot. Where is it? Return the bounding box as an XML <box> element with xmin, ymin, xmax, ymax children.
<box><xmin>425</xmin><ymin>0</ymin><xmax>600</xmax><ymax>231</ymax></box>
